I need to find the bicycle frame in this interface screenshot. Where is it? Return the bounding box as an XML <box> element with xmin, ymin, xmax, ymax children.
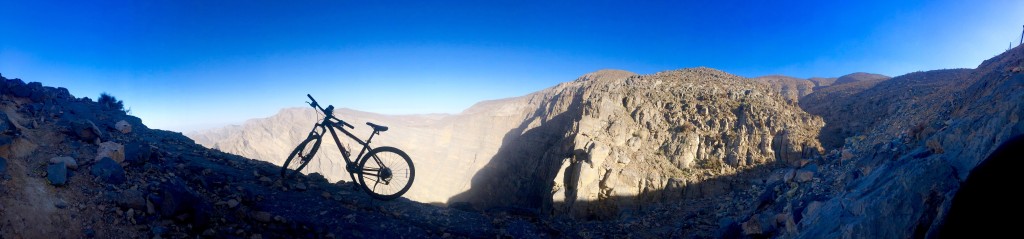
<box><xmin>307</xmin><ymin>115</ymin><xmax>378</xmax><ymax>171</ymax></box>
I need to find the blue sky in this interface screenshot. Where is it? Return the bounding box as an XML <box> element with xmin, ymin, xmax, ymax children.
<box><xmin>1</xmin><ymin>1</ymin><xmax>1022</xmax><ymax>132</ymax></box>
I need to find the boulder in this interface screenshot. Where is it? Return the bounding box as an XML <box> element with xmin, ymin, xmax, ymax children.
<box><xmin>107</xmin><ymin>189</ymin><xmax>147</xmax><ymax>211</ymax></box>
<box><xmin>9</xmin><ymin>79</ymin><xmax>32</xmax><ymax>98</ymax></box>
<box><xmin>47</xmin><ymin>162</ymin><xmax>68</xmax><ymax>186</ymax></box>
<box><xmin>124</xmin><ymin>143</ymin><xmax>153</xmax><ymax>163</ymax></box>
<box><xmin>71</xmin><ymin>120</ymin><xmax>103</xmax><ymax>143</ymax></box>
<box><xmin>0</xmin><ymin>111</ymin><xmax>18</xmax><ymax>135</ymax></box>
<box><xmin>95</xmin><ymin>141</ymin><xmax>125</xmax><ymax>163</ymax></box>
<box><xmin>90</xmin><ymin>157</ymin><xmax>126</xmax><ymax>184</ymax></box>
<box><xmin>154</xmin><ymin>177</ymin><xmax>209</xmax><ymax>224</ymax></box>
<box><xmin>115</xmin><ymin>120</ymin><xmax>132</xmax><ymax>133</ymax></box>
<box><xmin>49</xmin><ymin>156</ymin><xmax>78</xmax><ymax>170</ymax></box>
<box><xmin>795</xmin><ymin>169</ymin><xmax>815</xmax><ymax>183</ymax></box>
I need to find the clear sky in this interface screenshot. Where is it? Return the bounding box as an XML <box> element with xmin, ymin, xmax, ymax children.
<box><xmin>1</xmin><ymin>1</ymin><xmax>1022</xmax><ymax>132</ymax></box>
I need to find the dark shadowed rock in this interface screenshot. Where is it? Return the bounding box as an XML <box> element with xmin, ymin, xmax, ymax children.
<box><xmin>154</xmin><ymin>177</ymin><xmax>210</xmax><ymax>225</ymax></box>
<box><xmin>90</xmin><ymin>157</ymin><xmax>125</xmax><ymax>184</ymax></box>
<box><xmin>124</xmin><ymin>142</ymin><xmax>153</xmax><ymax>164</ymax></box>
<box><xmin>0</xmin><ymin>156</ymin><xmax>7</xmax><ymax>176</ymax></box>
<box><xmin>107</xmin><ymin>189</ymin><xmax>147</xmax><ymax>211</ymax></box>
<box><xmin>71</xmin><ymin>120</ymin><xmax>103</xmax><ymax>143</ymax></box>
<box><xmin>47</xmin><ymin>162</ymin><xmax>68</xmax><ymax>186</ymax></box>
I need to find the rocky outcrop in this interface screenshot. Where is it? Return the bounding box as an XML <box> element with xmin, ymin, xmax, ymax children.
<box><xmin>449</xmin><ymin>68</ymin><xmax>824</xmax><ymax>218</ymax></box>
<box><xmin>833</xmin><ymin>72</ymin><xmax>890</xmax><ymax>86</ymax></box>
<box><xmin>752</xmin><ymin>75</ymin><xmax>816</xmax><ymax>103</ymax></box>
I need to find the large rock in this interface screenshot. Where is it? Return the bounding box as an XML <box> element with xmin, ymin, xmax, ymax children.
<box><xmin>115</xmin><ymin>120</ymin><xmax>132</xmax><ymax>133</ymax></box>
<box><xmin>124</xmin><ymin>142</ymin><xmax>154</xmax><ymax>164</ymax></box>
<box><xmin>90</xmin><ymin>157</ymin><xmax>125</xmax><ymax>184</ymax></box>
<box><xmin>95</xmin><ymin>141</ymin><xmax>125</xmax><ymax>163</ymax></box>
<box><xmin>47</xmin><ymin>162</ymin><xmax>68</xmax><ymax>186</ymax></box>
<box><xmin>71</xmin><ymin>120</ymin><xmax>103</xmax><ymax>143</ymax></box>
<box><xmin>152</xmin><ymin>177</ymin><xmax>211</xmax><ymax>225</ymax></box>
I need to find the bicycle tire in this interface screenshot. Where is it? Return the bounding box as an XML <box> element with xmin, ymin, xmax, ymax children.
<box><xmin>357</xmin><ymin>146</ymin><xmax>415</xmax><ymax>200</ymax></box>
<box><xmin>280</xmin><ymin>134</ymin><xmax>323</xmax><ymax>179</ymax></box>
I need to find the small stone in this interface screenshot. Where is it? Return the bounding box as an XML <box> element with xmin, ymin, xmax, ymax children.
<box><xmin>54</xmin><ymin>198</ymin><xmax>68</xmax><ymax>209</ymax></box>
<box><xmin>795</xmin><ymin>169</ymin><xmax>815</xmax><ymax>182</ymax></box>
<box><xmin>783</xmin><ymin>169</ymin><xmax>796</xmax><ymax>182</ymax></box>
<box><xmin>147</xmin><ymin>199</ymin><xmax>156</xmax><ymax>214</ymax></box>
<box><xmin>47</xmin><ymin>162</ymin><xmax>68</xmax><ymax>186</ymax></box>
<box><xmin>293</xmin><ymin>182</ymin><xmax>307</xmax><ymax>191</ymax></box>
<box><xmin>83</xmin><ymin>228</ymin><xmax>96</xmax><ymax>238</ymax></box>
<box><xmin>273</xmin><ymin>215</ymin><xmax>285</xmax><ymax>222</ymax></box>
<box><xmin>252</xmin><ymin>211</ymin><xmax>273</xmax><ymax>222</ymax></box>
<box><xmin>249</xmin><ymin>234</ymin><xmax>263</xmax><ymax>239</ymax></box>
<box><xmin>151</xmin><ymin>225</ymin><xmax>168</xmax><ymax>236</ymax></box>
<box><xmin>321</xmin><ymin>191</ymin><xmax>331</xmax><ymax>199</ymax></box>
<box><xmin>202</xmin><ymin>229</ymin><xmax>216</xmax><ymax>237</ymax></box>
<box><xmin>49</xmin><ymin>156</ymin><xmax>79</xmax><ymax>170</ymax></box>
<box><xmin>259</xmin><ymin>176</ymin><xmax>271</xmax><ymax>182</ymax></box>
<box><xmin>227</xmin><ymin>199</ymin><xmax>239</xmax><ymax>208</ymax></box>
<box><xmin>741</xmin><ymin>215</ymin><xmax>763</xmax><ymax>235</ymax></box>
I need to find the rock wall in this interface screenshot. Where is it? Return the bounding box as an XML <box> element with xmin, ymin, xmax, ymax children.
<box><xmin>450</xmin><ymin>68</ymin><xmax>824</xmax><ymax>218</ymax></box>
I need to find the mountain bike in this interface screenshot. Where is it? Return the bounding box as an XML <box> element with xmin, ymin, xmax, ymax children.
<box><xmin>280</xmin><ymin>94</ymin><xmax>415</xmax><ymax>200</ymax></box>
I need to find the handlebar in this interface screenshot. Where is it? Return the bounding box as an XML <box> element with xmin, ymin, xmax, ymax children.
<box><xmin>306</xmin><ymin>94</ymin><xmax>354</xmax><ymax>129</ymax></box>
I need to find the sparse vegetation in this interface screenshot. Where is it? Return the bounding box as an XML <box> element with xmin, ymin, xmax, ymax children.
<box><xmin>98</xmin><ymin>93</ymin><xmax>125</xmax><ymax>112</ymax></box>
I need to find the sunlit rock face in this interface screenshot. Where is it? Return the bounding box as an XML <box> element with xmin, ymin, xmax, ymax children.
<box><xmin>448</xmin><ymin>68</ymin><xmax>823</xmax><ymax>218</ymax></box>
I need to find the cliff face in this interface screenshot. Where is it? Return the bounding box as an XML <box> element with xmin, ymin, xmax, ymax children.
<box><xmin>447</xmin><ymin>68</ymin><xmax>825</xmax><ymax>218</ymax></box>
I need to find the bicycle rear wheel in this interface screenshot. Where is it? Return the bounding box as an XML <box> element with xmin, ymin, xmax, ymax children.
<box><xmin>281</xmin><ymin>134</ymin><xmax>323</xmax><ymax>179</ymax></box>
<box><xmin>357</xmin><ymin>146</ymin><xmax>415</xmax><ymax>200</ymax></box>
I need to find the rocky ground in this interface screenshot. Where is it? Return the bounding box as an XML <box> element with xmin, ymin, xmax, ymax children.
<box><xmin>0</xmin><ymin>75</ymin><xmax>560</xmax><ymax>238</ymax></box>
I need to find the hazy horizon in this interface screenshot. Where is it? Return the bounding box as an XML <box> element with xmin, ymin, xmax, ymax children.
<box><xmin>2</xmin><ymin>0</ymin><xmax>1022</xmax><ymax>132</ymax></box>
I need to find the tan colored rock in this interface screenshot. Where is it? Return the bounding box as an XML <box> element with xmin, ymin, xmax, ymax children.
<box><xmin>96</xmin><ymin>141</ymin><xmax>125</xmax><ymax>163</ymax></box>
<box><xmin>115</xmin><ymin>120</ymin><xmax>131</xmax><ymax>133</ymax></box>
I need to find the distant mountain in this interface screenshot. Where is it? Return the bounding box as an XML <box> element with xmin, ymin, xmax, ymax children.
<box><xmin>833</xmin><ymin>72</ymin><xmax>891</xmax><ymax>85</ymax></box>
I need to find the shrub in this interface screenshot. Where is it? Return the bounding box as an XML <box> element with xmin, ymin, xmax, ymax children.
<box><xmin>98</xmin><ymin>93</ymin><xmax>124</xmax><ymax>112</ymax></box>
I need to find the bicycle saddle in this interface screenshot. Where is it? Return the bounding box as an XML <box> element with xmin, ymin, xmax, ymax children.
<box><xmin>366</xmin><ymin>122</ymin><xmax>389</xmax><ymax>132</ymax></box>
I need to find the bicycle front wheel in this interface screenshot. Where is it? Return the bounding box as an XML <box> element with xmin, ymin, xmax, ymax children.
<box><xmin>357</xmin><ymin>146</ymin><xmax>415</xmax><ymax>200</ymax></box>
<box><xmin>281</xmin><ymin>134</ymin><xmax>323</xmax><ymax>179</ymax></box>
